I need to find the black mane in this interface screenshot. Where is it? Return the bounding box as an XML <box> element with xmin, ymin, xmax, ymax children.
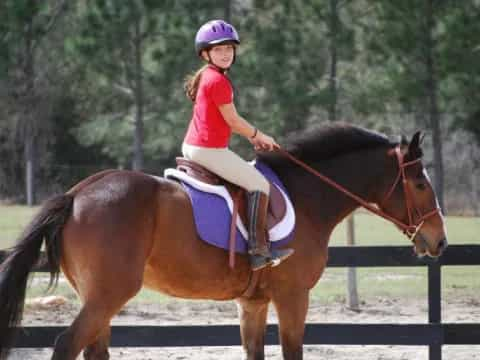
<box><xmin>258</xmin><ymin>123</ymin><xmax>396</xmax><ymax>168</ymax></box>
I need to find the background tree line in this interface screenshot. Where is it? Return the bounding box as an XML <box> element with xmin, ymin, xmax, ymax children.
<box><xmin>0</xmin><ymin>0</ymin><xmax>479</xmax><ymax>214</ymax></box>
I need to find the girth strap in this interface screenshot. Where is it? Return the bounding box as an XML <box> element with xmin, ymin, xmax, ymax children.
<box><xmin>229</xmin><ymin>190</ymin><xmax>241</xmax><ymax>269</ymax></box>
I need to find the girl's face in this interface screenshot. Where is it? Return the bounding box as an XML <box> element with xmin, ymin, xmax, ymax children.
<box><xmin>202</xmin><ymin>44</ymin><xmax>235</xmax><ymax>69</ymax></box>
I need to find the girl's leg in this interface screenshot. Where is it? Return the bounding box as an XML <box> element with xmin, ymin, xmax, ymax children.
<box><xmin>182</xmin><ymin>144</ymin><xmax>269</xmax><ymax>194</ymax></box>
<box><xmin>182</xmin><ymin>144</ymin><xmax>293</xmax><ymax>269</ymax></box>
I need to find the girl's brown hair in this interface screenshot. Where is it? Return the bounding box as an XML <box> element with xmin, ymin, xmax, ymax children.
<box><xmin>184</xmin><ymin>64</ymin><xmax>209</xmax><ymax>102</ymax></box>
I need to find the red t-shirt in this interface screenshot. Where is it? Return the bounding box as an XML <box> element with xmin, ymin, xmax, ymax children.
<box><xmin>184</xmin><ymin>66</ymin><xmax>234</xmax><ymax>148</ymax></box>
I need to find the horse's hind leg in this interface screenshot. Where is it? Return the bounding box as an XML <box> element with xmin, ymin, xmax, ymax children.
<box><xmin>83</xmin><ymin>327</ymin><xmax>111</xmax><ymax>360</ymax></box>
<box><xmin>51</xmin><ymin>278</ymin><xmax>142</xmax><ymax>360</ymax></box>
<box><xmin>51</xmin><ymin>301</ymin><xmax>117</xmax><ymax>360</ymax></box>
<box><xmin>53</xmin><ymin>270</ymin><xmax>111</xmax><ymax>360</ymax></box>
<box><xmin>236</xmin><ymin>298</ymin><xmax>269</xmax><ymax>360</ymax></box>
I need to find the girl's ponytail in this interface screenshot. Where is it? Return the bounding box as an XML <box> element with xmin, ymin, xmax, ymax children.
<box><xmin>184</xmin><ymin>64</ymin><xmax>208</xmax><ymax>102</ymax></box>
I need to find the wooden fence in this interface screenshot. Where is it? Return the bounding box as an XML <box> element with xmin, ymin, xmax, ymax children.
<box><xmin>2</xmin><ymin>244</ymin><xmax>480</xmax><ymax>360</ymax></box>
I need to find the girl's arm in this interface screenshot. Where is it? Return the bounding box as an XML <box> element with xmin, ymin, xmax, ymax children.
<box><xmin>219</xmin><ymin>102</ymin><xmax>256</xmax><ymax>138</ymax></box>
<box><xmin>219</xmin><ymin>103</ymin><xmax>279</xmax><ymax>151</ymax></box>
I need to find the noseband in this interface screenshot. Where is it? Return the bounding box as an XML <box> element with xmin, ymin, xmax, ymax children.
<box><xmin>276</xmin><ymin>146</ymin><xmax>441</xmax><ymax>241</ymax></box>
<box><xmin>381</xmin><ymin>147</ymin><xmax>441</xmax><ymax>240</ymax></box>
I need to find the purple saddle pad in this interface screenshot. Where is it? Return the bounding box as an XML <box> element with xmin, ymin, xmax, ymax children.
<box><xmin>180</xmin><ymin>161</ymin><xmax>294</xmax><ymax>253</ymax></box>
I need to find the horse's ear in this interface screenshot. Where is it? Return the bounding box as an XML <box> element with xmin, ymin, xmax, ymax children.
<box><xmin>409</xmin><ymin>131</ymin><xmax>422</xmax><ymax>152</ymax></box>
<box><xmin>420</xmin><ymin>132</ymin><xmax>426</xmax><ymax>145</ymax></box>
<box><xmin>400</xmin><ymin>135</ymin><xmax>409</xmax><ymax>155</ymax></box>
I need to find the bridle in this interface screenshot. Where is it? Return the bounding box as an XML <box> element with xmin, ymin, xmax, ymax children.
<box><xmin>380</xmin><ymin>147</ymin><xmax>441</xmax><ymax>239</ymax></box>
<box><xmin>276</xmin><ymin>146</ymin><xmax>442</xmax><ymax>241</ymax></box>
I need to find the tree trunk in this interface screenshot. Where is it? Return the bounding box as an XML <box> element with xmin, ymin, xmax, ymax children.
<box><xmin>425</xmin><ymin>0</ymin><xmax>445</xmax><ymax>212</ymax></box>
<box><xmin>24</xmin><ymin>12</ymin><xmax>36</xmax><ymax>206</ymax></box>
<box><xmin>328</xmin><ymin>0</ymin><xmax>338</xmax><ymax>122</ymax></box>
<box><xmin>473</xmin><ymin>170</ymin><xmax>479</xmax><ymax>216</ymax></box>
<box><xmin>346</xmin><ymin>214</ymin><xmax>360</xmax><ymax>310</ymax></box>
<box><xmin>471</xmin><ymin>145</ymin><xmax>479</xmax><ymax>216</ymax></box>
<box><xmin>25</xmin><ymin>134</ymin><xmax>35</xmax><ymax>206</ymax></box>
<box><xmin>224</xmin><ymin>0</ymin><xmax>231</xmax><ymax>22</ymax></box>
<box><xmin>132</xmin><ymin>16</ymin><xmax>144</xmax><ymax>171</ymax></box>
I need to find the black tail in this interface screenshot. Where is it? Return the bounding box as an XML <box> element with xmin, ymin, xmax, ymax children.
<box><xmin>0</xmin><ymin>194</ymin><xmax>74</xmax><ymax>359</ymax></box>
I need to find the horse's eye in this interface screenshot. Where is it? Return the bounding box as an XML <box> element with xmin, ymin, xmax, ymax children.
<box><xmin>416</xmin><ymin>182</ymin><xmax>427</xmax><ymax>190</ymax></box>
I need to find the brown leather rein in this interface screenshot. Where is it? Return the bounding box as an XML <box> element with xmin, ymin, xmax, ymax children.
<box><xmin>276</xmin><ymin>146</ymin><xmax>441</xmax><ymax>241</ymax></box>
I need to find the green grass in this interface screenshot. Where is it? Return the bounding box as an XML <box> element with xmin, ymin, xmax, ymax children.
<box><xmin>1</xmin><ymin>205</ymin><xmax>479</xmax><ymax>304</ymax></box>
<box><xmin>329</xmin><ymin>212</ymin><xmax>479</xmax><ymax>246</ymax></box>
<box><xmin>0</xmin><ymin>205</ymin><xmax>38</xmax><ymax>248</ymax></box>
<box><xmin>311</xmin><ymin>212</ymin><xmax>480</xmax><ymax>302</ymax></box>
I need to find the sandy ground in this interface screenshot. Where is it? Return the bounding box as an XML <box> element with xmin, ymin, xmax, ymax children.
<box><xmin>7</xmin><ymin>295</ymin><xmax>480</xmax><ymax>360</ymax></box>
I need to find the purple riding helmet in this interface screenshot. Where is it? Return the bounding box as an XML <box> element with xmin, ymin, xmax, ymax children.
<box><xmin>194</xmin><ymin>19</ymin><xmax>240</xmax><ymax>56</ymax></box>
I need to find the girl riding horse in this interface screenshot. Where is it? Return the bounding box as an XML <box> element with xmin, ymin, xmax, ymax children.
<box><xmin>183</xmin><ymin>19</ymin><xmax>293</xmax><ymax>271</ymax></box>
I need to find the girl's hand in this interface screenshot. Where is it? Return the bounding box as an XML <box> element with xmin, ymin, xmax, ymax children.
<box><xmin>250</xmin><ymin>131</ymin><xmax>280</xmax><ymax>151</ymax></box>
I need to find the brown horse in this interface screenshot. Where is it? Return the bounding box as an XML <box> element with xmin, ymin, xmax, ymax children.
<box><xmin>0</xmin><ymin>124</ymin><xmax>447</xmax><ymax>360</ymax></box>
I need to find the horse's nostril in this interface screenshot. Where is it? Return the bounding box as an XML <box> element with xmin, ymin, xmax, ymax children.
<box><xmin>438</xmin><ymin>238</ymin><xmax>448</xmax><ymax>251</ymax></box>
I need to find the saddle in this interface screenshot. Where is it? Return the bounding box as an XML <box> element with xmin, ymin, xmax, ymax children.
<box><xmin>175</xmin><ymin>157</ymin><xmax>287</xmax><ymax>231</ymax></box>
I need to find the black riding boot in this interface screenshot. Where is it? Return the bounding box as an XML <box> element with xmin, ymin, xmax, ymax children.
<box><xmin>247</xmin><ymin>191</ymin><xmax>294</xmax><ymax>271</ymax></box>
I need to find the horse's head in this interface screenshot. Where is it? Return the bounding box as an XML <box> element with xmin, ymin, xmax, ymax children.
<box><xmin>379</xmin><ymin>131</ymin><xmax>447</xmax><ymax>257</ymax></box>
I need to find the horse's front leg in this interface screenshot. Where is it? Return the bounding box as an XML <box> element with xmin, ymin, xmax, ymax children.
<box><xmin>236</xmin><ymin>297</ymin><xmax>270</xmax><ymax>360</ymax></box>
<box><xmin>272</xmin><ymin>289</ymin><xmax>309</xmax><ymax>360</ymax></box>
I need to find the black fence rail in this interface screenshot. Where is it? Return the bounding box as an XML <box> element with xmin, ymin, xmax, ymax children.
<box><xmin>2</xmin><ymin>244</ymin><xmax>480</xmax><ymax>360</ymax></box>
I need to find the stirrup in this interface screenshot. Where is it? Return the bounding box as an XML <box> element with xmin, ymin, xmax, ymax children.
<box><xmin>270</xmin><ymin>248</ymin><xmax>294</xmax><ymax>267</ymax></box>
<box><xmin>249</xmin><ymin>254</ymin><xmax>273</xmax><ymax>271</ymax></box>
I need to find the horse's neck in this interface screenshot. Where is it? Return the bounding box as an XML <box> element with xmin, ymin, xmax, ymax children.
<box><xmin>283</xmin><ymin>148</ymin><xmax>390</xmax><ymax>235</ymax></box>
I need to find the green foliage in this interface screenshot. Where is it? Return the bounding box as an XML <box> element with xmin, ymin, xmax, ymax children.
<box><xmin>360</xmin><ymin>1</ymin><xmax>429</xmax><ymax>114</ymax></box>
<box><xmin>0</xmin><ymin>0</ymin><xmax>77</xmax><ymax>200</ymax></box>
<box><xmin>69</xmin><ymin>1</ymin><xmax>223</xmax><ymax>169</ymax></box>
<box><xmin>236</xmin><ymin>0</ymin><xmax>329</xmax><ymax>137</ymax></box>
<box><xmin>357</xmin><ymin>0</ymin><xmax>480</xmax><ymax>142</ymax></box>
<box><xmin>439</xmin><ymin>2</ymin><xmax>480</xmax><ymax>143</ymax></box>
<box><xmin>0</xmin><ymin>0</ymin><xmax>479</xmax><ymax>204</ymax></box>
